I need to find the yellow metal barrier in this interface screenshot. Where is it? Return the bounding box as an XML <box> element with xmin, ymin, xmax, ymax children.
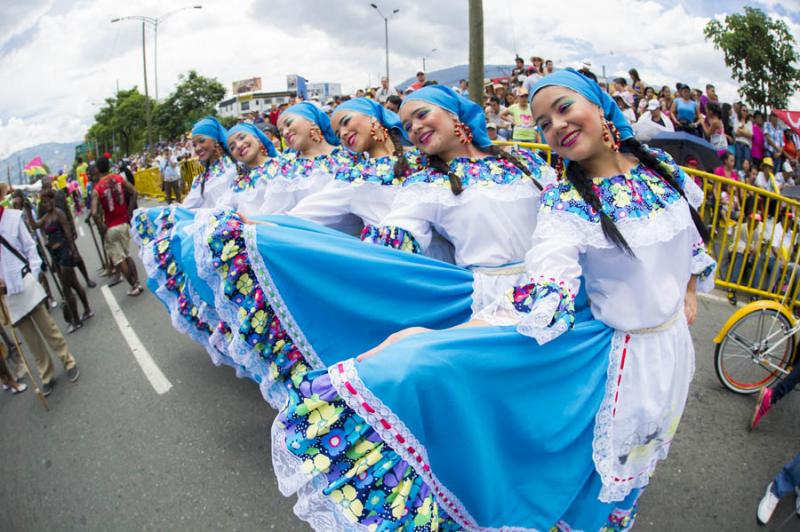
<box><xmin>134</xmin><ymin>167</ymin><xmax>166</xmax><ymax>200</ymax></box>
<box><xmin>686</xmin><ymin>168</ymin><xmax>800</xmax><ymax>306</ymax></box>
<box><xmin>493</xmin><ymin>141</ymin><xmax>552</xmax><ymax>164</ymax></box>
<box><xmin>134</xmin><ymin>158</ymin><xmax>204</xmax><ymax>201</ymax></box>
<box><xmin>181</xmin><ymin>158</ymin><xmax>204</xmax><ymax>190</ymax></box>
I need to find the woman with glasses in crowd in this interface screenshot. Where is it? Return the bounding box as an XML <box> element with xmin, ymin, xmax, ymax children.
<box><xmin>273</xmin><ymin>69</ymin><xmax>714</xmax><ymax>531</ymax></box>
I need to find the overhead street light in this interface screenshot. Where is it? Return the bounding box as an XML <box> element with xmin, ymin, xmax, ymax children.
<box><xmin>369</xmin><ymin>3</ymin><xmax>400</xmax><ymax>85</ymax></box>
<box><xmin>111</xmin><ymin>6</ymin><xmax>202</xmax><ymax>149</ymax></box>
<box><xmin>422</xmin><ymin>48</ymin><xmax>437</xmax><ymax>73</ymax></box>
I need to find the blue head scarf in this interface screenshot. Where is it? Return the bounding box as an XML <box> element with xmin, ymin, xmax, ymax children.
<box><xmin>528</xmin><ymin>68</ymin><xmax>634</xmax><ymax>144</ymax></box>
<box><xmin>226</xmin><ymin>122</ymin><xmax>278</xmax><ymax>158</ymax></box>
<box><xmin>283</xmin><ymin>102</ymin><xmax>339</xmax><ymax>146</ymax></box>
<box><xmin>191</xmin><ymin>116</ymin><xmax>230</xmax><ymax>156</ymax></box>
<box><xmin>334</xmin><ymin>98</ymin><xmax>411</xmax><ymax>145</ymax></box>
<box><xmin>402</xmin><ymin>85</ymin><xmax>492</xmax><ymax>148</ymax></box>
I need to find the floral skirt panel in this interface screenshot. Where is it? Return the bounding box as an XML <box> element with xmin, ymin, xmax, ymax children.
<box><xmin>189</xmin><ymin>210</ymin><xmax>475</xmax><ymax>407</ymax></box>
<box><xmin>131</xmin><ymin>206</ymin><xmax>252</xmax><ymax>378</ymax></box>
<box><xmin>274</xmin><ymin>316</ymin><xmax>651</xmax><ymax>531</ymax></box>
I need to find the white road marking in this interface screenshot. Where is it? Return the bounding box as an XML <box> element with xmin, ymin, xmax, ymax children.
<box><xmin>100</xmin><ymin>285</ymin><xmax>172</xmax><ymax>394</ymax></box>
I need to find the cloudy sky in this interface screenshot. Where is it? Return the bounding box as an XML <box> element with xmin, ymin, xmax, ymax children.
<box><xmin>1</xmin><ymin>0</ymin><xmax>799</xmax><ymax>160</ymax></box>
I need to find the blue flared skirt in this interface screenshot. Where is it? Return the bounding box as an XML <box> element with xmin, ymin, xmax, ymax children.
<box><xmin>135</xmin><ymin>208</ymin><xmax>476</xmax><ymax>405</ymax></box>
<box><xmin>273</xmin><ymin>304</ymin><xmax>641</xmax><ymax>531</ymax></box>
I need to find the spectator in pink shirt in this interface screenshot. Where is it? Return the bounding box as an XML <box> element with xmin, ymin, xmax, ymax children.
<box><xmin>752</xmin><ymin>111</ymin><xmax>765</xmax><ymax>167</ymax></box>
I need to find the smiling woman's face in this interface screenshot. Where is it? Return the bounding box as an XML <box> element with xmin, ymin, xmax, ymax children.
<box><xmin>278</xmin><ymin>113</ymin><xmax>317</xmax><ymax>152</ymax></box>
<box><xmin>399</xmin><ymin>101</ymin><xmax>458</xmax><ymax>157</ymax></box>
<box><xmin>531</xmin><ymin>86</ymin><xmax>605</xmax><ymax>164</ymax></box>
<box><xmin>227</xmin><ymin>130</ymin><xmax>262</xmax><ymax>166</ymax></box>
<box><xmin>192</xmin><ymin>134</ymin><xmax>217</xmax><ymax>163</ymax></box>
<box><xmin>331</xmin><ymin>110</ymin><xmax>373</xmax><ymax>153</ymax></box>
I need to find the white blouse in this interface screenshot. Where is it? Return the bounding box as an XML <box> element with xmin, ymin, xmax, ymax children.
<box><xmin>182</xmin><ymin>156</ymin><xmax>239</xmax><ymax>210</ymax></box>
<box><xmin>372</xmin><ymin>149</ymin><xmax>556</xmax><ymax>315</ymax></box>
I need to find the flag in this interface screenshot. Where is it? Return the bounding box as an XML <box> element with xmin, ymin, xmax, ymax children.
<box><xmin>23</xmin><ymin>156</ymin><xmax>47</xmax><ymax>177</ymax></box>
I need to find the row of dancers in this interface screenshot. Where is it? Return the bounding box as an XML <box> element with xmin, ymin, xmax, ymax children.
<box><xmin>131</xmin><ymin>68</ymin><xmax>716</xmax><ymax>531</ymax></box>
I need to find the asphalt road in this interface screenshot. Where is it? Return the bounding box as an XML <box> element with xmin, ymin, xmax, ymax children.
<box><xmin>1</xmin><ymin>206</ymin><xmax>799</xmax><ymax>532</ymax></box>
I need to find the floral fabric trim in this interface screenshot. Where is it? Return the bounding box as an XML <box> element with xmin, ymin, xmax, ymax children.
<box><xmin>334</xmin><ymin>149</ymin><xmax>423</xmax><ymax>186</ymax></box>
<box><xmin>131</xmin><ymin>210</ymin><xmax>157</xmax><ymax>247</ymax></box>
<box><xmin>360</xmin><ymin>225</ymin><xmax>422</xmax><ymax>254</ymax></box>
<box><xmin>231</xmin><ymin>158</ymin><xmax>279</xmax><ymax>193</ymax></box>
<box><xmin>275</xmin><ymin>364</ymin><xmax>464</xmax><ymax>531</ymax></box>
<box><xmin>509</xmin><ymin>276</ymin><xmax>576</xmax><ymax>344</ymax></box>
<box><xmin>191</xmin><ymin>156</ymin><xmax>235</xmax><ymax>190</ymax></box>
<box><xmin>552</xmin><ymin>503</ymin><xmax>638</xmax><ymax>532</ymax></box>
<box><xmin>402</xmin><ymin>147</ymin><xmax>549</xmax><ymax>189</ymax></box>
<box><xmin>691</xmin><ymin>240</ymin><xmax>717</xmax><ymax>292</ymax></box>
<box><xmin>541</xmin><ymin>165</ymin><xmax>684</xmax><ymax>224</ymax></box>
<box><xmin>275</xmin><ymin>147</ymin><xmax>357</xmax><ymax>179</ymax></box>
<box><xmin>202</xmin><ymin>210</ymin><xmax>314</xmax><ymax>407</ymax></box>
<box><xmin>131</xmin><ymin>207</ymin><xmax>242</xmax><ymax>373</ymax></box>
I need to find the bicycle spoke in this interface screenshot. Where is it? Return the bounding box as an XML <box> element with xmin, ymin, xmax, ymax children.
<box><xmin>728</xmin><ymin>332</ymin><xmax>756</xmax><ymax>352</ymax></box>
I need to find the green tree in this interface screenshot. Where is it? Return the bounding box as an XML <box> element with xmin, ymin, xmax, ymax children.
<box><xmin>154</xmin><ymin>70</ymin><xmax>226</xmax><ymax>140</ymax></box>
<box><xmin>704</xmin><ymin>7</ymin><xmax>800</xmax><ymax>113</ymax></box>
<box><xmin>86</xmin><ymin>87</ymin><xmax>153</xmax><ymax>156</ymax></box>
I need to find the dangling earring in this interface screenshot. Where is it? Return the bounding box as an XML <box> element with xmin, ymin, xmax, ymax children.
<box><xmin>606</xmin><ymin>120</ymin><xmax>621</xmax><ymax>152</ymax></box>
<box><xmin>259</xmin><ymin>143</ymin><xmax>268</xmax><ymax>155</ymax></box>
<box><xmin>453</xmin><ymin>120</ymin><xmax>473</xmax><ymax>144</ymax></box>
<box><xmin>554</xmin><ymin>157</ymin><xmax>565</xmax><ymax>180</ymax></box>
<box><xmin>213</xmin><ymin>143</ymin><xmax>223</xmax><ymax>159</ymax></box>
<box><xmin>369</xmin><ymin>120</ymin><xmax>388</xmax><ymax>142</ymax></box>
<box><xmin>309</xmin><ymin>126</ymin><xmax>324</xmax><ymax>143</ymax></box>
<box><xmin>601</xmin><ymin>111</ymin><xmax>621</xmax><ymax>152</ymax></box>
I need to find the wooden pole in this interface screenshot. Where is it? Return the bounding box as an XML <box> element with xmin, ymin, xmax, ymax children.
<box><xmin>468</xmin><ymin>0</ymin><xmax>484</xmax><ymax>107</ymax></box>
<box><xmin>0</xmin><ymin>295</ymin><xmax>48</xmax><ymax>410</ymax></box>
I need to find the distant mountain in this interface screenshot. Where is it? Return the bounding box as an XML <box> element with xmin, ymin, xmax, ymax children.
<box><xmin>0</xmin><ymin>141</ymin><xmax>81</xmax><ymax>185</ymax></box>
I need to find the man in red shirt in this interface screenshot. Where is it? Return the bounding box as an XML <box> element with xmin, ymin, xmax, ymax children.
<box><xmin>90</xmin><ymin>157</ymin><xmax>143</xmax><ymax>296</ymax></box>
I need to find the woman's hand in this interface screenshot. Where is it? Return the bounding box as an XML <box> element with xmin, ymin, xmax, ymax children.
<box><xmin>684</xmin><ymin>276</ymin><xmax>698</xmax><ymax>326</ymax></box>
<box><xmin>356</xmin><ymin>326</ymin><xmax>430</xmax><ymax>362</ymax></box>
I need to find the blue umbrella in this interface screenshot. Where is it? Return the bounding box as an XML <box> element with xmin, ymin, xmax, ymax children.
<box><xmin>649</xmin><ymin>131</ymin><xmax>721</xmax><ymax>172</ymax></box>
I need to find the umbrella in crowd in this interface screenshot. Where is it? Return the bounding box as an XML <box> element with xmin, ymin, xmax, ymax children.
<box><xmin>648</xmin><ymin>131</ymin><xmax>721</xmax><ymax>172</ymax></box>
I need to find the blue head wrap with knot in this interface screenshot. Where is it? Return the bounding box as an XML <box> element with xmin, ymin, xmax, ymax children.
<box><xmin>226</xmin><ymin>122</ymin><xmax>278</xmax><ymax>158</ymax></box>
<box><xmin>191</xmin><ymin>116</ymin><xmax>230</xmax><ymax>155</ymax></box>
<box><xmin>283</xmin><ymin>102</ymin><xmax>339</xmax><ymax>146</ymax></box>
<box><xmin>528</xmin><ymin>68</ymin><xmax>634</xmax><ymax>144</ymax></box>
<box><xmin>402</xmin><ymin>85</ymin><xmax>492</xmax><ymax>148</ymax></box>
<box><xmin>334</xmin><ymin>98</ymin><xmax>411</xmax><ymax>145</ymax></box>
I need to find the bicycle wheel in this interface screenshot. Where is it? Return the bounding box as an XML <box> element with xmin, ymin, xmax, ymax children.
<box><xmin>715</xmin><ymin>308</ymin><xmax>795</xmax><ymax>394</ymax></box>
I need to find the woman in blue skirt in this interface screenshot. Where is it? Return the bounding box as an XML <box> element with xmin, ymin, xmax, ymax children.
<box><xmin>273</xmin><ymin>69</ymin><xmax>717</xmax><ymax>530</ymax></box>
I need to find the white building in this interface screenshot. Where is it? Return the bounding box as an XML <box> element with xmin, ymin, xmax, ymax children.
<box><xmin>307</xmin><ymin>82</ymin><xmax>343</xmax><ymax>100</ymax></box>
<box><xmin>217</xmin><ymin>90</ymin><xmax>297</xmax><ymax>118</ymax></box>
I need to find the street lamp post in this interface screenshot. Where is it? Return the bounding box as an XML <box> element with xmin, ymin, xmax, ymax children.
<box><xmin>370</xmin><ymin>3</ymin><xmax>399</xmax><ymax>85</ymax></box>
<box><xmin>422</xmin><ymin>48</ymin><xmax>437</xmax><ymax>73</ymax></box>
<box><xmin>112</xmin><ymin>6</ymin><xmax>202</xmax><ymax>101</ymax></box>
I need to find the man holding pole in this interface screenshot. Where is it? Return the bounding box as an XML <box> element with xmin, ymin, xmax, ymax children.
<box><xmin>0</xmin><ymin>183</ymin><xmax>79</xmax><ymax>397</ymax></box>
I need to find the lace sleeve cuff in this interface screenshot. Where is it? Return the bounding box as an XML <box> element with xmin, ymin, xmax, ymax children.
<box><xmin>361</xmin><ymin>225</ymin><xmax>423</xmax><ymax>254</ymax></box>
<box><xmin>510</xmin><ymin>277</ymin><xmax>576</xmax><ymax>344</ymax></box>
<box><xmin>691</xmin><ymin>240</ymin><xmax>717</xmax><ymax>293</ymax></box>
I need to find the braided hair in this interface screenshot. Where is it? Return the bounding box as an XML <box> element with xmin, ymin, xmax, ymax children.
<box><xmin>563</xmin><ymin>137</ymin><xmax>709</xmax><ymax>256</ymax></box>
<box><xmin>199</xmin><ymin>143</ymin><xmax>224</xmax><ymax>198</ymax></box>
<box><xmin>385</xmin><ymin>129</ymin><xmax>410</xmax><ymax>181</ymax></box>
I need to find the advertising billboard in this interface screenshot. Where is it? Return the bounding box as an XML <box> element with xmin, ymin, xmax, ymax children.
<box><xmin>232</xmin><ymin>77</ymin><xmax>262</xmax><ymax>94</ymax></box>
